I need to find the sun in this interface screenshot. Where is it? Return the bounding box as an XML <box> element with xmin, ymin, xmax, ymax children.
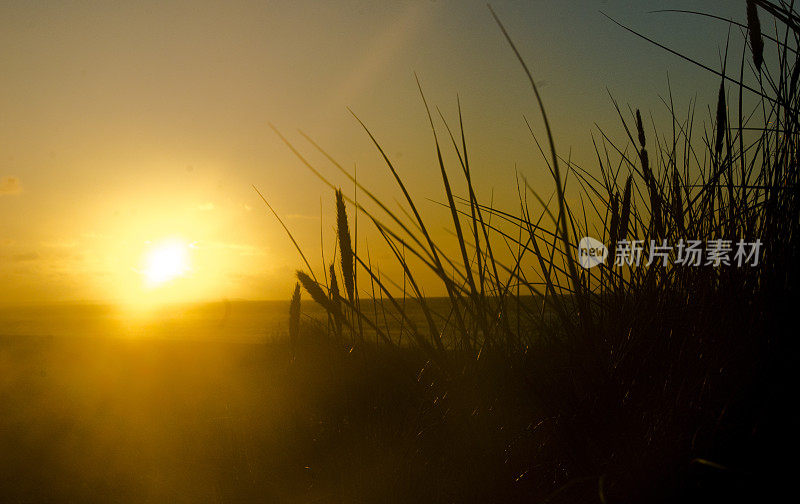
<box><xmin>141</xmin><ymin>239</ymin><xmax>190</xmax><ymax>287</ymax></box>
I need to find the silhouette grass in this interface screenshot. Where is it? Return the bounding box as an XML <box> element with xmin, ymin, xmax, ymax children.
<box><xmin>259</xmin><ymin>2</ymin><xmax>798</xmax><ymax>501</ymax></box>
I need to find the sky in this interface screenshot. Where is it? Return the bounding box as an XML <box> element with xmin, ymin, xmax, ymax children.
<box><xmin>0</xmin><ymin>0</ymin><xmax>746</xmax><ymax>306</ymax></box>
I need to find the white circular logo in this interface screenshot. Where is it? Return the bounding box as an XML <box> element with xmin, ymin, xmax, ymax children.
<box><xmin>578</xmin><ymin>236</ymin><xmax>608</xmax><ymax>268</ymax></box>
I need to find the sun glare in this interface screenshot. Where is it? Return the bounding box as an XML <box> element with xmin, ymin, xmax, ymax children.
<box><xmin>142</xmin><ymin>239</ymin><xmax>189</xmax><ymax>287</ymax></box>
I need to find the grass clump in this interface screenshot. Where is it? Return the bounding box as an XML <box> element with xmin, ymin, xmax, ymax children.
<box><xmin>260</xmin><ymin>2</ymin><xmax>799</xmax><ymax>502</ymax></box>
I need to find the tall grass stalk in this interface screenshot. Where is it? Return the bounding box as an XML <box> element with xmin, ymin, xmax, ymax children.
<box><xmin>259</xmin><ymin>2</ymin><xmax>798</xmax><ymax>500</ymax></box>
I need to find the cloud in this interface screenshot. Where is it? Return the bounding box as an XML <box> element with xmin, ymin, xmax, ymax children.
<box><xmin>11</xmin><ymin>252</ymin><xmax>40</xmax><ymax>262</ymax></box>
<box><xmin>0</xmin><ymin>176</ymin><xmax>22</xmax><ymax>195</ymax></box>
<box><xmin>192</xmin><ymin>241</ymin><xmax>266</xmax><ymax>256</ymax></box>
<box><xmin>41</xmin><ymin>240</ymin><xmax>78</xmax><ymax>249</ymax></box>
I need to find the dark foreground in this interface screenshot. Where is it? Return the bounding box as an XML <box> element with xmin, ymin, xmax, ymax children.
<box><xmin>0</xmin><ymin>327</ymin><xmax>792</xmax><ymax>504</ymax></box>
<box><xmin>1</xmin><ymin>333</ymin><xmax>455</xmax><ymax>503</ymax></box>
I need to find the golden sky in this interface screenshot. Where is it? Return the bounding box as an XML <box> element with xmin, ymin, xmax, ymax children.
<box><xmin>0</xmin><ymin>1</ymin><xmax>741</xmax><ymax>306</ymax></box>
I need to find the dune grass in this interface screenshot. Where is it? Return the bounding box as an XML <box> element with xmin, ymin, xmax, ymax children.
<box><xmin>261</xmin><ymin>2</ymin><xmax>799</xmax><ymax>501</ymax></box>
